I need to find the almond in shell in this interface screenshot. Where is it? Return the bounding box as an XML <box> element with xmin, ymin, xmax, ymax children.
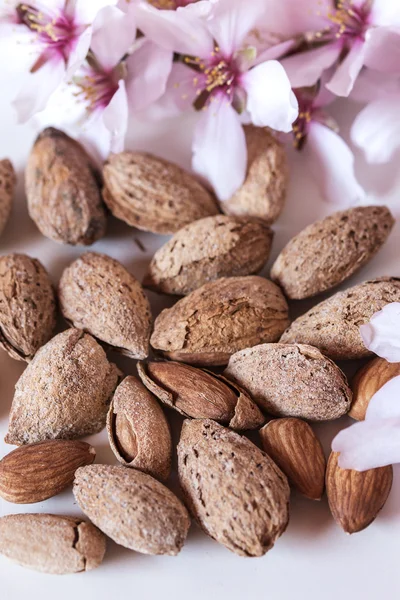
<box><xmin>0</xmin><ymin>158</ymin><xmax>16</xmax><ymax>237</ymax></box>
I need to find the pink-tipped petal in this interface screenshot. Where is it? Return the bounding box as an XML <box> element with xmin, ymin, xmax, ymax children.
<box><xmin>304</xmin><ymin>122</ymin><xmax>365</xmax><ymax>205</ymax></box>
<box><xmin>366</xmin><ymin>376</ymin><xmax>400</xmax><ymax>421</ymax></box>
<box><xmin>91</xmin><ymin>6</ymin><xmax>136</xmax><ymax>70</ymax></box>
<box><xmin>326</xmin><ymin>40</ymin><xmax>366</xmax><ymax>97</ymax></box>
<box><xmin>280</xmin><ymin>44</ymin><xmax>341</xmax><ymax>88</ymax></box>
<box><xmin>192</xmin><ymin>96</ymin><xmax>246</xmax><ymax>201</ymax></box>
<box><xmin>243</xmin><ymin>60</ymin><xmax>298</xmax><ymax>132</ymax></box>
<box><xmin>102</xmin><ymin>80</ymin><xmax>129</xmax><ymax>153</ymax></box>
<box><xmin>364</xmin><ymin>27</ymin><xmax>400</xmax><ymax>73</ymax></box>
<box><xmin>360</xmin><ymin>303</ymin><xmax>400</xmax><ymax>361</ymax></box>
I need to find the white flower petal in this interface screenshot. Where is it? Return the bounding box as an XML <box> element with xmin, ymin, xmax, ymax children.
<box><xmin>364</xmin><ymin>27</ymin><xmax>400</xmax><ymax>73</ymax></box>
<box><xmin>366</xmin><ymin>376</ymin><xmax>400</xmax><ymax>421</ymax></box>
<box><xmin>326</xmin><ymin>41</ymin><xmax>366</xmax><ymax>97</ymax></box>
<box><xmin>370</xmin><ymin>0</ymin><xmax>400</xmax><ymax>27</ymax></box>
<box><xmin>91</xmin><ymin>5</ymin><xmax>135</xmax><ymax>70</ymax></box>
<box><xmin>280</xmin><ymin>44</ymin><xmax>341</xmax><ymax>89</ymax></box>
<box><xmin>67</xmin><ymin>26</ymin><xmax>92</xmax><ymax>74</ymax></box>
<box><xmin>360</xmin><ymin>303</ymin><xmax>400</xmax><ymax>361</ymax></box>
<box><xmin>102</xmin><ymin>80</ymin><xmax>129</xmax><ymax>154</ymax></box>
<box><xmin>72</xmin><ymin>0</ymin><xmax>119</xmax><ymax>23</ymax></box>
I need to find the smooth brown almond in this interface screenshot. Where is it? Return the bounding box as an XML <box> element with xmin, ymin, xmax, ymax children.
<box><xmin>0</xmin><ymin>253</ymin><xmax>56</xmax><ymax>361</ymax></box>
<box><xmin>0</xmin><ymin>514</ymin><xmax>106</xmax><ymax>574</ymax></box>
<box><xmin>102</xmin><ymin>151</ymin><xmax>219</xmax><ymax>234</ymax></box>
<box><xmin>280</xmin><ymin>277</ymin><xmax>400</xmax><ymax>360</ymax></box>
<box><xmin>25</xmin><ymin>128</ymin><xmax>107</xmax><ymax>245</ymax></box>
<box><xmin>271</xmin><ymin>206</ymin><xmax>394</xmax><ymax>299</ymax></box>
<box><xmin>106</xmin><ymin>375</ymin><xmax>172</xmax><ymax>480</ymax></box>
<box><xmin>0</xmin><ymin>158</ymin><xmax>16</xmax><ymax>237</ymax></box>
<box><xmin>0</xmin><ymin>440</ymin><xmax>95</xmax><ymax>504</ymax></box>
<box><xmin>143</xmin><ymin>215</ymin><xmax>273</xmax><ymax>295</ymax></box>
<box><xmin>5</xmin><ymin>329</ymin><xmax>120</xmax><ymax>445</ymax></box>
<box><xmin>150</xmin><ymin>276</ymin><xmax>290</xmax><ymax>366</ymax></box>
<box><xmin>74</xmin><ymin>465</ymin><xmax>191</xmax><ymax>555</ymax></box>
<box><xmin>178</xmin><ymin>419</ymin><xmax>290</xmax><ymax>557</ymax></box>
<box><xmin>326</xmin><ymin>452</ymin><xmax>393</xmax><ymax>534</ymax></box>
<box><xmin>137</xmin><ymin>361</ymin><xmax>265</xmax><ymax>430</ymax></box>
<box><xmin>260</xmin><ymin>418</ymin><xmax>326</xmax><ymax>500</ymax></box>
<box><xmin>221</xmin><ymin>126</ymin><xmax>288</xmax><ymax>224</ymax></box>
<box><xmin>350</xmin><ymin>357</ymin><xmax>400</xmax><ymax>420</ymax></box>
<box><xmin>224</xmin><ymin>343</ymin><xmax>352</xmax><ymax>421</ymax></box>
<box><xmin>58</xmin><ymin>252</ymin><xmax>152</xmax><ymax>359</ymax></box>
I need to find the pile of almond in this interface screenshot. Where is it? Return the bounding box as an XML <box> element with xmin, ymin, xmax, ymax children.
<box><xmin>0</xmin><ymin>127</ymin><xmax>398</xmax><ymax>574</ymax></box>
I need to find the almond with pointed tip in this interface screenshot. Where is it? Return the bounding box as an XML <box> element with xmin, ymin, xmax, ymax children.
<box><xmin>350</xmin><ymin>357</ymin><xmax>400</xmax><ymax>420</ymax></box>
<box><xmin>260</xmin><ymin>418</ymin><xmax>326</xmax><ymax>500</ymax></box>
<box><xmin>326</xmin><ymin>452</ymin><xmax>393</xmax><ymax>534</ymax></box>
<box><xmin>0</xmin><ymin>158</ymin><xmax>16</xmax><ymax>237</ymax></box>
<box><xmin>58</xmin><ymin>252</ymin><xmax>152</xmax><ymax>359</ymax></box>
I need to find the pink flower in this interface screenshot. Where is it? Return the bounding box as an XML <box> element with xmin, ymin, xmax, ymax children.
<box><xmin>332</xmin><ymin>303</ymin><xmax>400</xmax><ymax>471</ymax></box>
<box><xmin>136</xmin><ymin>0</ymin><xmax>298</xmax><ymax>200</ymax></box>
<box><xmin>280</xmin><ymin>0</ymin><xmax>400</xmax><ymax>97</ymax></box>
<box><xmin>0</xmin><ymin>0</ymin><xmax>118</xmax><ymax>121</ymax></box>
<box><xmin>289</xmin><ymin>81</ymin><xmax>364</xmax><ymax>205</ymax></box>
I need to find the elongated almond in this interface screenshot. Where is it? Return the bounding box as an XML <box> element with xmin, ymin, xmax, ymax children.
<box><xmin>0</xmin><ymin>158</ymin><xmax>16</xmax><ymax>237</ymax></box>
<box><xmin>326</xmin><ymin>452</ymin><xmax>393</xmax><ymax>533</ymax></box>
<box><xmin>0</xmin><ymin>440</ymin><xmax>95</xmax><ymax>504</ymax></box>
<box><xmin>350</xmin><ymin>357</ymin><xmax>400</xmax><ymax>420</ymax></box>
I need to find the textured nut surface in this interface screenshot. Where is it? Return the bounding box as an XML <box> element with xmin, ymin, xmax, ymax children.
<box><xmin>350</xmin><ymin>358</ymin><xmax>400</xmax><ymax>420</ymax></box>
<box><xmin>222</xmin><ymin>126</ymin><xmax>288</xmax><ymax>224</ymax></box>
<box><xmin>271</xmin><ymin>206</ymin><xmax>394</xmax><ymax>299</ymax></box>
<box><xmin>0</xmin><ymin>254</ymin><xmax>56</xmax><ymax>361</ymax></box>
<box><xmin>103</xmin><ymin>151</ymin><xmax>219</xmax><ymax>234</ymax></box>
<box><xmin>280</xmin><ymin>277</ymin><xmax>400</xmax><ymax>360</ymax></box>
<box><xmin>107</xmin><ymin>375</ymin><xmax>172</xmax><ymax>480</ymax></box>
<box><xmin>144</xmin><ymin>215</ymin><xmax>273</xmax><ymax>295</ymax></box>
<box><xmin>0</xmin><ymin>158</ymin><xmax>16</xmax><ymax>236</ymax></box>
<box><xmin>25</xmin><ymin>128</ymin><xmax>106</xmax><ymax>245</ymax></box>
<box><xmin>260</xmin><ymin>418</ymin><xmax>326</xmax><ymax>500</ymax></box>
<box><xmin>59</xmin><ymin>252</ymin><xmax>152</xmax><ymax>359</ymax></box>
<box><xmin>138</xmin><ymin>361</ymin><xmax>264</xmax><ymax>430</ymax></box>
<box><xmin>224</xmin><ymin>343</ymin><xmax>351</xmax><ymax>421</ymax></box>
<box><xmin>150</xmin><ymin>276</ymin><xmax>290</xmax><ymax>366</ymax></box>
<box><xmin>0</xmin><ymin>440</ymin><xmax>95</xmax><ymax>504</ymax></box>
<box><xmin>74</xmin><ymin>464</ymin><xmax>190</xmax><ymax>555</ymax></box>
<box><xmin>0</xmin><ymin>514</ymin><xmax>106</xmax><ymax>574</ymax></box>
<box><xmin>5</xmin><ymin>329</ymin><xmax>120</xmax><ymax>445</ymax></box>
<box><xmin>326</xmin><ymin>452</ymin><xmax>393</xmax><ymax>534</ymax></box>
<box><xmin>178</xmin><ymin>419</ymin><xmax>289</xmax><ymax>557</ymax></box>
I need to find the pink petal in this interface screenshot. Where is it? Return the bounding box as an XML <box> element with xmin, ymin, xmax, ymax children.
<box><xmin>72</xmin><ymin>0</ymin><xmax>119</xmax><ymax>23</ymax></box>
<box><xmin>350</xmin><ymin>69</ymin><xmax>400</xmax><ymax>103</ymax></box>
<box><xmin>192</xmin><ymin>96</ymin><xmax>246</xmax><ymax>201</ymax></box>
<box><xmin>250</xmin><ymin>0</ymin><xmax>329</xmax><ymax>36</ymax></box>
<box><xmin>370</xmin><ymin>0</ymin><xmax>400</xmax><ymax>27</ymax></box>
<box><xmin>360</xmin><ymin>303</ymin><xmax>400</xmax><ymax>361</ymax></box>
<box><xmin>125</xmin><ymin>39</ymin><xmax>173</xmax><ymax>112</ymax></box>
<box><xmin>242</xmin><ymin>60</ymin><xmax>298</xmax><ymax>132</ymax></box>
<box><xmin>366</xmin><ymin>376</ymin><xmax>400</xmax><ymax>421</ymax></box>
<box><xmin>304</xmin><ymin>122</ymin><xmax>365</xmax><ymax>205</ymax></box>
<box><xmin>102</xmin><ymin>80</ymin><xmax>129</xmax><ymax>153</ymax></box>
<box><xmin>67</xmin><ymin>25</ymin><xmax>92</xmax><ymax>74</ymax></box>
<box><xmin>326</xmin><ymin>41</ymin><xmax>366</xmax><ymax>97</ymax></box>
<box><xmin>280</xmin><ymin>44</ymin><xmax>341</xmax><ymax>88</ymax></box>
<box><xmin>254</xmin><ymin>39</ymin><xmax>296</xmax><ymax>65</ymax></box>
<box><xmin>332</xmin><ymin>418</ymin><xmax>400</xmax><ymax>470</ymax></box>
<box><xmin>364</xmin><ymin>27</ymin><xmax>400</xmax><ymax>73</ymax></box>
<box><xmin>90</xmin><ymin>6</ymin><xmax>135</xmax><ymax>70</ymax></box>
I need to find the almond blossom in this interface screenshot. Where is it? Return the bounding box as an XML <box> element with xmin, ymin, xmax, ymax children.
<box><xmin>332</xmin><ymin>303</ymin><xmax>400</xmax><ymax>471</ymax></box>
<box><xmin>0</xmin><ymin>0</ymin><xmax>119</xmax><ymax>121</ymax></box>
<box><xmin>135</xmin><ymin>0</ymin><xmax>298</xmax><ymax>201</ymax></box>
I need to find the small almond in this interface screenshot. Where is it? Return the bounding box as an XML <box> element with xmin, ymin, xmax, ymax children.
<box><xmin>0</xmin><ymin>440</ymin><xmax>95</xmax><ymax>504</ymax></box>
<box><xmin>326</xmin><ymin>452</ymin><xmax>393</xmax><ymax>534</ymax></box>
<box><xmin>350</xmin><ymin>357</ymin><xmax>400</xmax><ymax>420</ymax></box>
<box><xmin>150</xmin><ymin>276</ymin><xmax>290</xmax><ymax>366</ymax></box>
<box><xmin>107</xmin><ymin>375</ymin><xmax>172</xmax><ymax>480</ymax></box>
<box><xmin>0</xmin><ymin>158</ymin><xmax>16</xmax><ymax>237</ymax></box>
<box><xmin>260</xmin><ymin>418</ymin><xmax>326</xmax><ymax>500</ymax></box>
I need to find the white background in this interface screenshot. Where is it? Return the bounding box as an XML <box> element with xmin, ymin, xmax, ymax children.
<box><xmin>1</xmin><ymin>95</ymin><xmax>400</xmax><ymax>600</ymax></box>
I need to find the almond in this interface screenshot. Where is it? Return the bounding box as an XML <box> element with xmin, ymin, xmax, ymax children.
<box><xmin>150</xmin><ymin>276</ymin><xmax>290</xmax><ymax>366</ymax></box>
<box><xmin>143</xmin><ymin>215</ymin><xmax>273</xmax><ymax>295</ymax></box>
<box><xmin>137</xmin><ymin>361</ymin><xmax>265</xmax><ymax>430</ymax></box>
<box><xmin>106</xmin><ymin>375</ymin><xmax>172</xmax><ymax>480</ymax></box>
<box><xmin>58</xmin><ymin>252</ymin><xmax>152</xmax><ymax>359</ymax></box>
<box><xmin>102</xmin><ymin>151</ymin><xmax>219</xmax><ymax>234</ymax></box>
<box><xmin>0</xmin><ymin>253</ymin><xmax>56</xmax><ymax>361</ymax></box>
<box><xmin>74</xmin><ymin>464</ymin><xmax>191</xmax><ymax>555</ymax></box>
<box><xmin>271</xmin><ymin>206</ymin><xmax>394</xmax><ymax>299</ymax></box>
<box><xmin>0</xmin><ymin>158</ymin><xmax>16</xmax><ymax>237</ymax></box>
<box><xmin>350</xmin><ymin>357</ymin><xmax>400</xmax><ymax>420</ymax></box>
<box><xmin>0</xmin><ymin>514</ymin><xmax>106</xmax><ymax>574</ymax></box>
<box><xmin>5</xmin><ymin>329</ymin><xmax>120</xmax><ymax>445</ymax></box>
<box><xmin>0</xmin><ymin>440</ymin><xmax>95</xmax><ymax>504</ymax></box>
<box><xmin>25</xmin><ymin>128</ymin><xmax>107</xmax><ymax>245</ymax></box>
<box><xmin>326</xmin><ymin>452</ymin><xmax>393</xmax><ymax>534</ymax></box>
<box><xmin>224</xmin><ymin>343</ymin><xmax>351</xmax><ymax>421</ymax></box>
<box><xmin>260</xmin><ymin>418</ymin><xmax>326</xmax><ymax>500</ymax></box>
<box><xmin>221</xmin><ymin>126</ymin><xmax>288</xmax><ymax>224</ymax></box>
<box><xmin>177</xmin><ymin>419</ymin><xmax>289</xmax><ymax>557</ymax></box>
<box><xmin>280</xmin><ymin>277</ymin><xmax>400</xmax><ymax>360</ymax></box>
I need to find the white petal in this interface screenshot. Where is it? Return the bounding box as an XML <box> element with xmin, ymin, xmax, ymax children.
<box><xmin>366</xmin><ymin>376</ymin><xmax>400</xmax><ymax>421</ymax></box>
<box><xmin>326</xmin><ymin>41</ymin><xmax>366</xmax><ymax>97</ymax></box>
<box><xmin>242</xmin><ymin>60</ymin><xmax>298</xmax><ymax>132</ymax></box>
<box><xmin>350</xmin><ymin>69</ymin><xmax>400</xmax><ymax>103</ymax></box>
<box><xmin>91</xmin><ymin>5</ymin><xmax>135</xmax><ymax>70</ymax></box>
<box><xmin>360</xmin><ymin>303</ymin><xmax>400</xmax><ymax>361</ymax></box>
<box><xmin>332</xmin><ymin>418</ymin><xmax>400</xmax><ymax>470</ymax></box>
<box><xmin>304</xmin><ymin>122</ymin><xmax>365</xmax><ymax>205</ymax></box>
<box><xmin>280</xmin><ymin>44</ymin><xmax>341</xmax><ymax>88</ymax></box>
<box><xmin>67</xmin><ymin>26</ymin><xmax>92</xmax><ymax>74</ymax></box>
<box><xmin>370</xmin><ymin>0</ymin><xmax>400</xmax><ymax>27</ymax></box>
<box><xmin>364</xmin><ymin>27</ymin><xmax>400</xmax><ymax>73</ymax></box>
<box><xmin>192</xmin><ymin>97</ymin><xmax>246</xmax><ymax>201</ymax></box>
<box><xmin>102</xmin><ymin>80</ymin><xmax>129</xmax><ymax>154</ymax></box>
<box><xmin>72</xmin><ymin>0</ymin><xmax>119</xmax><ymax>23</ymax></box>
